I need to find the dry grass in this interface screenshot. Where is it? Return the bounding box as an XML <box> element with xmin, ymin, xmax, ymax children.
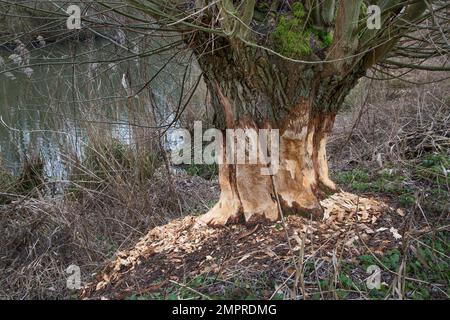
<box><xmin>0</xmin><ymin>66</ymin><xmax>448</xmax><ymax>300</ymax></box>
<box><xmin>0</xmin><ymin>136</ymin><xmax>219</xmax><ymax>299</ymax></box>
<box><xmin>329</xmin><ymin>69</ymin><xmax>449</xmax><ymax>169</ymax></box>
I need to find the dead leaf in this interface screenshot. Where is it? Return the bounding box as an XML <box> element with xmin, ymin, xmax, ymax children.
<box><xmin>390</xmin><ymin>227</ymin><xmax>402</xmax><ymax>240</ymax></box>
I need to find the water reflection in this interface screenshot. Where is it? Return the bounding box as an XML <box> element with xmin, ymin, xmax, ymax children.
<box><xmin>0</xmin><ymin>40</ymin><xmax>204</xmax><ymax>182</ymax></box>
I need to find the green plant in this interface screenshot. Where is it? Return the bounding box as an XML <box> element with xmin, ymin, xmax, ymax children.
<box><xmin>185</xmin><ymin>163</ymin><xmax>217</xmax><ymax>180</ymax></box>
<box><xmin>336</xmin><ymin>168</ymin><xmax>370</xmax><ymax>184</ymax></box>
<box><xmin>415</xmin><ymin>152</ymin><xmax>449</xmax><ymax>186</ymax></box>
<box><xmin>272</xmin><ymin>3</ymin><xmax>311</xmax><ymax>57</ymax></box>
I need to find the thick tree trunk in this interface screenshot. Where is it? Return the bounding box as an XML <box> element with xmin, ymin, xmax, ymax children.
<box><xmin>199</xmin><ymin>102</ymin><xmax>337</xmax><ymax>226</ymax></box>
<box><xmin>194</xmin><ymin>43</ymin><xmax>362</xmax><ymax>226</ymax></box>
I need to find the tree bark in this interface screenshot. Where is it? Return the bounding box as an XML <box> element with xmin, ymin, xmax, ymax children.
<box><xmin>199</xmin><ymin>101</ymin><xmax>337</xmax><ymax>226</ymax></box>
<box><xmin>195</xmin><ymin>44</ymin><xmax>359</xmax><ymax>226</ymax></box>
<box><xmin>120</xmin><ymin>0</ymin><xmax>438</xmax><ymax>226</ymax></box>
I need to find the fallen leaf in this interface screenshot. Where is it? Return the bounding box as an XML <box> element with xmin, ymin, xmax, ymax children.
<box><xmin>390</xmin><ymin>227</ymin><xmax>402</xmax><ymax>240</ymax></box>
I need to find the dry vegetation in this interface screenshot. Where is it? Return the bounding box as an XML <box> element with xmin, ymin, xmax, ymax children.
<box><xmin>0</xmin><ymin>163</ymin><xmax>219</xmax><ymax>299</ymax></box>
<box><xmin>0</xmin><ymin>66</ymin><xmax>449</xmax><ymax>300</ymax></box>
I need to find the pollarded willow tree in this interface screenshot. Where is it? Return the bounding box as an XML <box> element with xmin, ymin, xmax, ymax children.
<box><xmin>1</xmin><ymin>1</ymin><xmax>448</xmax><ymax>224</ymax></box>
<box><xmin>115</xmin><ymin>0</ymin><xmax>449</xmax><ymax>226</ymax></box>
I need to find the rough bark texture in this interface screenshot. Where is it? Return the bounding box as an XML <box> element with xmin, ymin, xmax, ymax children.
<box><xmin>120</xmin><ymin>0</ymin><xmax>435</xmax><ymax>226</ymax></box>
<box><xmin>116</xmin><ymin>0</ymin><xmax>438</xmax><ymax>226</ymax></box>
<box><xmin>195</xmin><ymin>41</ymin><xmax>364</xmax><ymax>226</ymax></box>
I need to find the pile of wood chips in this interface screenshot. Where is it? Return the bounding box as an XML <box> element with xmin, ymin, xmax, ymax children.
<box><xmin>82</xmin><ymin>191</ymin><xmax>405</xmax><ymax>299</ymax></box>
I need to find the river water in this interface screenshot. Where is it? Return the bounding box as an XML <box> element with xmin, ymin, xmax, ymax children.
<box><xmin>0</xmin><ymin>40</ymin><xmax>204</xmax><ymax>181</ymax></box>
